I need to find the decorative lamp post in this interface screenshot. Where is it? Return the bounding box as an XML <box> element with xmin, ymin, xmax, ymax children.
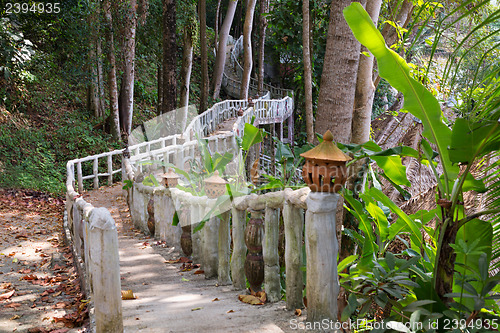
<box><xmin>300</xmin><ymin>130</ymin><xmax>351</xmax><ymax>193</ymax></box>
<box><xmin>300</xmin><ymin>129</ymin><xmax>349</xmax><ymax>322</ymax></box>
<box><xmin>204</xmin><ymin>170</ymin><xmax>227</xmax><ymax>199</ymax></box>
<box><xmin>161</xmin><ymin>168</ymin><xmax>180</xmax><ymax>188</ymax></box>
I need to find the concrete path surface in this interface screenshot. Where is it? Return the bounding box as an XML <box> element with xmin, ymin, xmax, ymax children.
<box><xmin>85</xmin><ymin>183</ymin><xmax>308</xmax><ymax>333</ymax></box>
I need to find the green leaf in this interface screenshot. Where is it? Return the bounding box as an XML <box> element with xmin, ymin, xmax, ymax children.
<box><xmin>241</xmin><ymin>123</ymin><xmax>263</xmax><ymax>151</ymax></box>
<box><xmin>371</xmin><ymin>155</ymin><xmax>411</xmax><ymax>187</ymax></box>
<box><xmin>172</xmin><ymin>211</ymin><xmax>179</xmax><ymax>226</ymax></box>
<box><xmin>344</xmin><ymin>3</ymin><xmax>459</xmax><ymax>193</ymax></box>
<box><xmin>338</xmin><ymin>255</ymin><xmax>358</xmax><ymax>273</ymax></box>
<box><xmin>449</xmin><ymin>118</ymin><xmax>500</xmax><ymax>164</ymax></box>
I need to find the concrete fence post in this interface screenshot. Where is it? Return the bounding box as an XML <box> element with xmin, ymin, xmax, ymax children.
<box><xmin>283</xmin><ymin>201</ymin><xmax>304</xmax><ymax>310</ymax></box>
<box><xmin>218</xmin><ymin>211</ymin><xmax>231</xmax><ymax>285</ymax></box>
<box><xmin>305</xmin><ymin>192</ymin><xmax>339</xmax><ymax>323</ymax></box>
<box><xmin>88</xmin><ymin>207</ymin><xmax>123</xmax><ymax>333</ymax></box>
<box><xmin>231</xmin><ymin>208</ymin><xmax>247</xmax><ymax>290</ymax></box>
<box><xmin>263</xmin><ymin>206</ymin><xmax>280</xmax><ymax>302</ymax></box>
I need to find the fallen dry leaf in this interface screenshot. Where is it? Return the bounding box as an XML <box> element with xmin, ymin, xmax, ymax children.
<box><xmin>212</xmin><ymin>298</ymin><xmax>219</xmax><ymax>302</ymax></box>
<box><xmin>227</xmin><ymin>310</ymin><xmax>234</xmax><ymax>313</ymax></box>
<box><xmin>194</xmin><ymin>270</ymin><xmax>204</xmax><ymax>275</ymax></box>
<box><xmin>121</xmin><ymin>290</ymin><xmax>136</xmax><ymax>300</ymax></box>
<box><xmin>191</xmin><ymin>307</ymin><xmax>202</xmax><ymax>311</ymax></box>
<box><xmin>9</xmin><ymin>314</ymin><xmax>21</xmax><ymax>320</ymax></box>
<box><xmin>0</xmin><ymin>290</ymin><xmax>15</xmax><ymax>300</ymax></box>
<box><xmin>238</xmin><ymin>294</ymin><xmax>264</xmax><ymax>305</ymax></box>
<box><xmin>4</xmin><ymin>302</ymin><xmax>22</xmax><ymax>309</ymax></box>
<box><xmin>0</xmin><ymin>282</ymin><xmax>12</xmax><ymax>289</ymax></box>
<box><xmin>295</xmin><ymin>309</ymin><xmax>302</xmax><ymax>316</ymax></box>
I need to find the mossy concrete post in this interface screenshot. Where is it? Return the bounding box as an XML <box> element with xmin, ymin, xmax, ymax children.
<box><xmin>305</xmin><ymin>192</ymin><xmax>339</xmax><ymax>323</ymax></box>
<box><xmin>283</xmin><ymin>201</ymin><xmax>304</xmax><ymax>310</ymax></box>
<box><xmin>230</xmin><ymin>207</ymin><xmax>247</xmax><ymax>290</ymax></box>
<box><xmin>191</xmin><ymin>204</ymin><xmax>203</xmax><ymax>264</ymax></box>
<box><xmin>218</xmin><ymin>211</ymin><xmax>231</xmax><ymax>285</ymax></box>
<box><xmin>88</xmin><ymin>208</ymin><xmax>123</xmax><ymax>333</ymax></box>
<box><xmin>264</xmin><ymin>206</ymin><xmax>280</xmax><ymax>302</ymax></box>
<box><xmin>203</xmin><ymin>214</ymin><xmax>220</xmax><ymax>279</ymax></box>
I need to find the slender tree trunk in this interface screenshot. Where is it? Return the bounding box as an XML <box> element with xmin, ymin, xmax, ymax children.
<box><xmin>103</xmin><ymin>0</ymin><xmax>120</xmax><ymax>140</ymax></box>
<box><xmin>257</xmin><ymin>0</ymin><xmax>268</xmax><ymax>96</ymax></box>
<box><xmin>87</xmin><ymin>1</ymin><xmax>103</xmax><ymax>119</ymax></box>
<box><xmin>212</xmin><ymin>0</ymin><xmax>239</xmax><ymax>100</ymax></box>
<box><xmin>96</xmin><ymin>37</ymin><xmax>105</xmax><ymax>118</ymax></box>
<box><xmin>199</xmin><ymin>0</ymin><xmax>209</xmax><ymax>113</ymax></box>
<box><xmin>119</xmin><ymin>0</ymin><xmax>137</xmax><ymax>135</ymax></box>
<box><xmin>351</xmin><ymin>0</ymin><xmax>383</xmax><ymax>144</ymax></box>
<box><xmin>161</xmin><ymin>0</ymin><xmax>177</xmax><ymax>114</ymax></box>
<box><xmin>315</xmin><ymin>0</ymin><xmax>364</xmax><ymax>144</ymax></box>
<box><xmin>302</xmin><ymin>0</ymin><xmax>314</xmax><ymax>143</ymax></box>
<box><xmin>157</xmin><ymin>63</ymin><xmax>163</xmax><ymax>113</ymax></box>
<box><xmin>179</xmin><ymin>29</ymin><xmax>194</xmax><ymax>109</ymax></box>
<box><xmin>240</xmin><ymin>0</ymin><xmax>257</xmax><ymax>100</ymax></box>
<box><xmin>214</xmin><ymin>0</ymin><xmax>222</xmax><ymax>48</ymax></box>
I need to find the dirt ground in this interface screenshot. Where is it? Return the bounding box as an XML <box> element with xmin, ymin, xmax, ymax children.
<box><xmin>0</xmin><ymin>189</ymin><xmax>89</xmax><ymax>333</ymax></box>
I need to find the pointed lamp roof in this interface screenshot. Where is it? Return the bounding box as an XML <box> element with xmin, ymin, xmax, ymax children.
<box><xmin>300</xmin><ymin>130</ymin><xmax>352</xmax><ymax>162</ymax></box>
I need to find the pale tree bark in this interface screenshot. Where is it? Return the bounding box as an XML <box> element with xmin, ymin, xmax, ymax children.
<box><xmin>257</xmin><ymin>0</ymin><xmax>268</xmax><ymax>96</ymax></box>
<box><xmin>87</xmin><ymin>1</ymin><xmax>104</xmax><ymax>119</ymax></box>
<box><xmin>157</xmin><ymin>63</ymin><xmax>163</xmax><ymax>112</ymax></box>
<box><xmin>199</xmin><ymin>0</ymin><xmax>209</xmax><ymax>113</ymax></box>
<box><xmin>212</xmin><ymin>0</ymin><xmax>239</xmax><ymax>100</ymax></box>
<box><xmin>351</xmin><ymin>0</ymin><xmax>383</xmax><ymax>144</ymax></box>
<box><xmin>161</xmin><ymin>0</ymin><xmax>176</xmax><ymax>115</ymax></box>
<box><xmin>179</xmin><ymin>29</ymin><xmax>194</xmax><ymax>109</ymax></box>
<box><xmin>102</xmin><ymin>0</ymin><xmax>120</xmax><ymax>140</ymax></box>
<box><xmin>119</xmin><ymin>0</ymin><xmax>137</xmax><ymax>135</ymax></box>
<box><xmin>240</xmin><ymin>0</ymin><xmax>257</xmax><ymax>100</ymax></box>
<box><xmin>214</xmin><ymin>0</ymin><xmax>222</xmax><ymax>48</ymax></box>
<box><xmin>315</xmin><ymin>0</ymin><xmax>365</xmax><ymax>144</ymax></box>
<box><xmin>302</xmin><ymin>0</ymin><xmax>314</xmax><ymax>143</ymax></box>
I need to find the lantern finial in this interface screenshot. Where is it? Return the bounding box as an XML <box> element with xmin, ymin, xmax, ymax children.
<box><xmin>323</xmin><ymin>130</ymin><xmax>334</xmax><ymax>142</ymax></box>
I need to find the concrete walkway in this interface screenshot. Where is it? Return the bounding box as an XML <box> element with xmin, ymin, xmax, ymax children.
<box><xmin>85</xmin><ymin>183</ymin><xmax>307</xmax><ymax>333</ymax></box>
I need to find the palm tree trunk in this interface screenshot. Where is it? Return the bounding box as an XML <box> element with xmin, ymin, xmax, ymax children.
<box><xmin>199</xmin><ymin>0</ymin><xmax>209</xmax><ymax>113</ymax></box>
<box><xmin>257</xmin><ymin>0</ymin><xmax>268</xmax><ymax>96</ymax></box>
<box><xmin>302</xmin><ymin>0</ymin><xmax>314</xmax><ymax>143</ymax></box>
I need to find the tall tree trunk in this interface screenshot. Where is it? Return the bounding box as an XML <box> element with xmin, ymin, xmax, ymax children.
<box><xmin>315</xmin><ymin>0</ymin><xmax>364</xmax><ymax>144</ymax></box>
<box><xmin>199</xmin><ymin>0</ymin><xmax>209</xmax><ymax>113</ymax></box>
<box><xmin>257</xmin><ymin>0</ymin><xmax>268</xmax><ymax>96</ymax></box>
<box><xmin>157</xmin><ymin>63</ymin><xmax>163</xmax><ymax>113</ymax></box>
<box><xmin>302</xmin><ymin>0</ymin><xmax>314</xmax><ymax>143</ymax></box>
<box><xmin>214</xmin><ymin>0</ymin><xmax>222</xmax><ymax>48</ymax></box>
<box><xmin>119</xmin><ymin>0</ymin><xmax>137</xmax><ymax>135</ymax></box>
<box><xmin>161</xmin><ymin>0</ymin><xmax>177</xmax><ymax>114</ymax></box>
<box><xmin>179</xmin><ymin>30</ymin><xmax>194</xmax><ymax>109</ymax></box>
<box><xmin>103</xmin><ymin>0</ymin><xmax>120</xmax><ymax>140</ymax></box>
<box><xmin>240</xmin><ymin>0</ymin><xmax>257</xmax><ymax>100</ymax></box>
<box><xmin>96</xmin><ymin>37</ymin><xmax>105</xmax><ymax>118</ymax></box>
<box><xmin>351</xmin><ymin>0</ymin><xmax>383</xmax><ymax>144</ymax></box>
<box><xmin>212</xmin><ymin>0</ymin><xmax>239</xmax><ymax>100</ymax></box>
<box><xmin>87</xmin><ymin>1</ymin><xmax>104</xmax><ymax>119</ymax></box>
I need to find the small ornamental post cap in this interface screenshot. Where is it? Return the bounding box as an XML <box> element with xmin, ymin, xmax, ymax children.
<box><xmin>299</xmin><ymin>130</ymin><xmax>352</xmax><ymax>163</ymax></box>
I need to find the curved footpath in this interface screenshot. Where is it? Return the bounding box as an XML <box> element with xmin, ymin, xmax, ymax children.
<box><xmin>86</xmin><ymin>183</ymin><xmax>308</xmax><ymax>333</ymax></box>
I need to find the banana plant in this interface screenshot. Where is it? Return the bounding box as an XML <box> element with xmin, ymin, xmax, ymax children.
<box><xmin>344</xmin><ymin>2</ymin><xmax>500</xmax><ymax>305</ymax></box>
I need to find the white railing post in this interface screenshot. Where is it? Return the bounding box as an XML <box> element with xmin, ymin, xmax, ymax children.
<box><xmin>77</xmin><ymin>162</ymin><xmax>83</xmax><ymax>193</ymax></box>
<box><xmin>107</xmin><ymin>154</ymin><xmax>113</xmax><ymax>185</ymax></box>
<box><xmin>93</xmin><ymin>158</ymin><xmax>99</xmax><ymax>189</ymax></box>
<box><xmin>305</xmin><ymin>192</ymin><xmax>340</xmax><ymax>322</ymax></box>
<box><xmin>88</xmin><ymin>207</ymin><xmax>123</xmax><ymax>333</ymax></box>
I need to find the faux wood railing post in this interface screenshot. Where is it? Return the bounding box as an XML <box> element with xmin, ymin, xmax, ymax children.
<box><xmin>107</xmin><ymin>154</ymin><xmax>113</xmax><ymax>185</ymax></box>
<box><xmin>190</xmin><ymin>204</ymin><xmax>203</xmax><ymax>264</ymax></box>
<box><xmin>264</xmin><ymin>206</ymin><xmax>280</xmax><ymax>302</ymax></box>
<box><xmin>203</xmin><ymin>214</ymin><xmax>220</xmax><ymax>279</ymax></box>
<box><xmin>231</xmin><ymin>208</ymin><xmax>247</xmax><ymax>290</ymax></box>
<box><xmin>305</xmin><ymin>192</ymin><xmax>339</xmax><ymax>322</ymax></box>
<box><xmin>245</xmin><ymin>209</ymin><xmax>265</xmax><ymax>292</ymax></box>
<box><xmin>283</xmin><ymin>201</ymin><xmax>304</xmax><ymax>310</ymax></box>
<box><xmin>218</xmin><ymin>211</ymin><xmax>231</xmax><ymax>285</ymax></box>
<box><xmin>93</xmin><ymin>157</ymin><xmax>99</xmax><ymax>189</ymax></box>
<box><xmin>88</xmin><ymin>208</ymin><xmax>123</xmax><ymax>333</ymax></box>
<box><xmin>77</xmin><ymin>162</ymin><xmax>83</xmax><ymax>193</ymax></box>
